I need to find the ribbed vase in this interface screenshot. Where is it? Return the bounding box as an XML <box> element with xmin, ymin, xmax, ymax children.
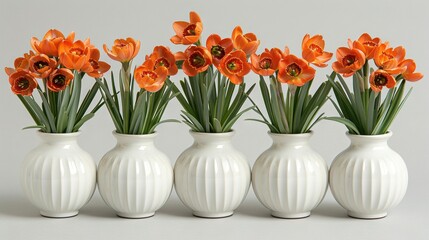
<box><xmin>174</xmin><ymin>131</ymin><xmax>251</xmax><ymax>218</ymax></box>
<box><xmin>97</xmin><ymin>132</ymin><xmax>173</xmax><ymax>218</ymax></box>
<box><xmin>252</xmin><ymin>132</ymin><xmax>328</xmax><ymax>218</ymax></box>
<box><xmin>21</xmin><ymin>131</ymin><xmax>96</xmax><ymax>218</ymax></box>
<box><xmin>329</xmin><ymin>132</ymin><xmax>408</xmax><ymax>219</ymax></box>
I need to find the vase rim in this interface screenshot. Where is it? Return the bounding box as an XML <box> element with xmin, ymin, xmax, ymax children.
<box><xmin>346</xmin><ymin>131</ymin><xmax>392</xmax><ymax>138</ymax></box>
<box><xmin>189</xmin><ymin>130</ymin><xmax>235</xmax><ymax>137</ymax></box>
<box><xmin>37</xmin><ymin>130</ymin><xmax>81</xmax><ymax>137</ymax></box>
<box><xmin>112</xmin><ymin>130</ymin><xmax>157</xmax><ymax>138</ymax></box>
<box><xmin>267</xmin><ymin>131</ymin><xmax>313</xmax><ymax>137</ymax></box>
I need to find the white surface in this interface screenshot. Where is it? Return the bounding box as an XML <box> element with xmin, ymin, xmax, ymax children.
<box><xmin>97</xmin><ymin>132</ymin><xmax>173</xmax><ymax>218</ymax></box>
<box><xmin>330</xmin><ymin>132</ymin><xmax>408</xmax><ymax>219</ymax></box>
<box><xmin>0</xmin><ymin>0</ymin><xmax>428</xmax><ymax>239</ymax></box>
<box><xmin>174</xmin><ymin>131</ymin><xmax>250</xmax><ymax>218</ymax></box>
<box><xmin>21</xmin><ymin>132</ymin><xmax>96</xmax><ymax>218</ymax></box>
<box><xmin>252</xmin><ymin>132</ymin><xmax>328</xmax><ymax>218</ymax></box>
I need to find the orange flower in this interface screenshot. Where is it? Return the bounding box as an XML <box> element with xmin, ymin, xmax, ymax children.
<box><xmin>250</xmin><ymin>48</ymin><xmax>282</xmax><ymax>76</ymax></box>
<box><xmin>278</xmin><ymin>55</ymin><xmax>316</xmax><ymax>86</ymax></box>
<box><xmin>302</xmin><ymin>34</ymin><xmax>333</xmax><ymax>67</ymax></box>
<box><xmin>180</xmin><ymin>46</ymin><xmax>212</xmax><ymax>76</ymax></box>
<box><xmin>373</xmin><ymin>43</ymin><xmax>406</xmax><ymax>75</ymax></box>
<box><xmin>9</xmin><ymin>70</ymin><xmax>38</xmax><ymax>96</ymax></box>
<box><xmin>29</xmin><ymin>54</ymin><xmax>57</xmax><ymax>78</ymax></box>
<box><xmin>332</xmin><ymin>47</ymin><xmax>366</xmax><ymax>77</ymax></box>
<box><xmin>398</xmin><ymin>59</ymin><xmax>423</xmax><ymax>82</ymax></box>
<box><xmin>103</xmin><ymin>38</ymin><xmax>141</xmax><ymax>63</ymax></box>
<box><xmin>348</xmin><ymin>33</ymin><xmax>380</xmax><ymax>59</ymax></box>
<box><xmin>47</xmin><ymin>68</ymin><xmax>74</xmax><ymax>92</ymax></box>
<box><xmin>273</xmin><ymin>46</ymin><xmax>290</xmax><ymax>58</ymax></box>
<box><xmin>134</xmin><ymin>59</ymin><xmax>168</xmax><ymax>92</ymax></box>
<box><xmin>369</xmin><ymin>70</ymin><xmax>396</xmax><ymax>92</ymax></box>
<box><xmin>231</xmin><ymin>26</ymin><xmax>260</xmax><ymax>56</ymax></box>
<box><xmin>31</xmin><ymin>29</ymin><xmax>75</xmax><ymax>57</ymax></box>
<box><xmin>219</xmin><ymin>50</ymin><xmax>251</xmax><ymax>85</ymax></box>
<box><xmin>170</xmin><ymin>11</ymin><xmax>203</xmax><ymax>45</ymax></box>
<box><xmin>206</xmin><ymin>34</ymin><xmax>233</xmax><ymax>67</ymax></box>
<box><xmin>59</xmin><ymin>39</ymin><xmax>92</xmax><ymax>71</ymax></box>
<box><xmin>5</xmin><ymin>51</ymin><xmax>35</xmax><ymax>76</ymax></box>
<box><xmin>145</xmin><ymin>46</ymin><xmax>178</xmax><ymax>76</ymax></box>
<box><xmin>85</xmin><ymin>47</ymin><xmax>111</xmax><ymax>78</ymax></box>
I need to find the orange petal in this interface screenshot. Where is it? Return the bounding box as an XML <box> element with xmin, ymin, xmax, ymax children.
<box><xmin>189</xmin><ymin>11</ymin><xmax>201</xmax><ymax>24</ymax></box>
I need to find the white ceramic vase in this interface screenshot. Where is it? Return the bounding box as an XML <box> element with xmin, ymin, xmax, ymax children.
<box><xmin>97</xmin><ymin>132</ymin><xmax>173</xmax><ymax>218</ymax></box>
<box><xmin>329</xmin><ymin>132</ymin><xmax>408</xmax><ymax>219</ymax></box>
<box><xmin>21</xmin><ymin>131</ymin><xmax>96</xmax><ymax>218</ymax></box>
<box><xmin>174</xmin><ymin>131</ymin><xmax>251</xmax><ymax>218</ymax></box>
<box><xmin>252</xmin><ymin>132</ymin><xmax>328</xmax><ymax>218</ymax></box>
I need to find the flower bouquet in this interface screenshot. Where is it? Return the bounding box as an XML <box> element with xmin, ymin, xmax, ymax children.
<box><xmin>170</xmin><ymin>11</ymin><xmax>256</xmax><ymax>218</ymax></box>
<box><xmin>328</xmin><ymin>33</ymin><xmax>423</xmax><ymax>219</ymax></box>
<box><xmin>250</xmin><ymin>34</ymin><xmax>333</xmax><ymax>218</ymax></box>
<box><xmin>6</xmin><ymin>29</ymin><xmax>110</xmax><ymax>218</ymax></box>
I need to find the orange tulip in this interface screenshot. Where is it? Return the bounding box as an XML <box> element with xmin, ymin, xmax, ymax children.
<box><xmin>273</xmin><ymin>46</ymin><xmax>290</xmax><ymax>59</ymax></box>
<box><xmin>59</xmin><ymin>39</ymin><xmax>92</xmax><ymax>72</ymax></box>
<box><xmin>373</xmin><ymin>43</ymin><xmax>406</xmax><ymax>75</ymax></box>
<box><xmin>302</xmin><ymin>34</ymin><xmax>333</xmax><ymax>67</ymax></box>
<box><xmin>170</xmin><ymin>11</ymin><xmax>203</xmax><ymax>45</ymax></box>
<box><xmin>398</xmin><ymin>59</ymin><xmax>423</xmax><ymax>82</ymax></box>
<box><xmin>332</xmin><ymin>47</ymin><xmax>365</xmax><ymax>77</ymax></box>
<box><xmin>47</xmin><ymin>68</ymin><xmax>74</xmax><ymax>92</ymax></box>
<box><xmin>31</xmin><ymin>29</ymin><xmax>75</xmax><ymax>57</ymax></box>
<box><xmin>369</xmin><ymin>70</ymin><xmax>396</xmax><ymax>92</ymax></box>
<box><xmin>181</xmin><ymin>46</ymin><xmax>212</xmax><ymax>76</ymax></box>
<box><xmin>103</xmin><ymin>38</ymin><xmax>140</xmax><ymax>63</ymax></box>
<box><xmin>85</xmin><ymin>47</ymin><xmax>111</xmax><ymax>78</ymax></box>
<box><xmin>231</xmin><ymin>26</ymin><xmax>260</xmax><ymax>56</ymax></box>
<box><xmin>146</xmin><ymin>46</ymin><xmax>178</xmax><ymax>76</ymax></box>
<box><xmin>206</xmin><ymin>34</ymin><xmax>233</xmax><ymax>67</ymax></box>
<box><xmin>348</xmin><ymin>33</ymin><xmax>380</xmax><ymax>59</ymax></box>
<box><xmin>9</xmin><ymin>70</ymin><xmax>38</xmax><ymax>96</ymax></box>
<box><xmin>278</xmin><ymin>54</ymin><xmax>315</xmax><ymax>86</ymax></box>
<box><xmin>219</xmin><ymin>50</ymin><xmax>251</xmax><ymax>85</ymax></box>
<box><xmin>29</xmin><ymin>54</ymin><xmax>57</xmax><ymax>79</ymax></box>
<box><xmin>5</xmin><ymin>51</ymin><xmax>35</xmax><ymax>76</ymax></box>
<box><xmin>134</xmin><ymin>59</ymin><xmax>168</xmax><ymax>92</ymax></box>
<box><xmin>250</xmin><ymin>48</ymin><xmax>282</xmax><ymax>76</ymax></box>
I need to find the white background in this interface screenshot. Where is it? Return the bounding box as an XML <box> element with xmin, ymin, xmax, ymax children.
<box><xmin>1</xmin><ymin>0</ymin><xmax>428</xmax><ymax>239</ymax></box>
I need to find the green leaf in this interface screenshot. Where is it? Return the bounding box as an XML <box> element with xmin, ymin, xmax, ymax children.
<box><xmin>73</xmin><ymin>113</ymin><xmax>95</xmax><ymax>132</ymax></box>
<box><xmin>325</xmin><ymin>116</ymin><xmax>361</xmax><ymax>134</ymax></box>
<box><xmin>37</xmin><ymin>89</ymin><xmax>56</xmax><ymax>132</ymax></box>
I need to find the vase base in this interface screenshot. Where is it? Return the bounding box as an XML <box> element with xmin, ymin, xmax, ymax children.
<box><xmin>271</xmin><ymin>211</ymin><xmax>310</xmax><ymax>219</ymax></box>
<box><xmin>40</xmin><ymin>211</ymin><xmax>79</xmax><ymax>218</ymax></box>
<box><xmin>193</xmin><ymin>211</ymin><xmax>233</xmax><ymax>218</ymax></box>
<box><xmin>116</xmin><ymin>212</ymin><xmax>155</xmax><ymax>219</ymax></box>
<box><xmin>347</xmin><ymin>211</ymin><xmax>387</xmax><ymax>219</ymax></box>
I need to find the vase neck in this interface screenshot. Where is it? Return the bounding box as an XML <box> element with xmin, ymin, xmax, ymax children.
<box><xmin>113</xmin><ymin>132</ymin><xmax>156</xmax><ymax>146</ymax></box>
<box><xmin>190</xmin><ymin>131</ymin><xmax>234</xmax><ymax>145</ymax></box>
<box><xmin>269</xmin><ymin>132</ymin><xmax>312</xmax><ymax>147</ymax></box>
<box><xmin>347</xmin><ymin>132</ymin><xmax>392</xmax><ymax>147</ymax></box>
<box><xmin>38</xmin><ymin>132</ymin><xmax>80</xmax><ymax>145</ymax></box>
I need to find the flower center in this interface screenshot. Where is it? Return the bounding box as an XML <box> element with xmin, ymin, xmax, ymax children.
<box><xmin>342</xmin><ymin>55</ymin><xmax>356</xmax><ymax>66</ymax></box>
<box><xmin>183</xmin><ymin>24</ymin><xmax>197</xmax><ymax>37</ymax></box>
<box><xmin>374</xmin><ymin>74</ymin><xmax>387</xmax><ymax>86</ymax></box>
<box><xmin>17</xmin><ymin>78</ymin><xmax>29</xmax><ymax>89</ymax></box>
<box><xmin>226</xmin><ymin>58</ymin><xmax>243</xmax><ymax>73</ymax></box>
<box><xmin>309</xmin><ymin>44</ymin><xmax>323</xmax><ymax>54</ymax></box>
<box><xmin>189</xmin><ymin>52</ymin><xmax>205</xmax><ymax>68</ymax></box>
<box><xmin>155</xmin><ymin>58</ymin><xmax>170</xmax><ymax>68</ymax></box>
<box><xmin>286</xmin><ymin>63</ymin><xmax>301</xmax><ymax>77</ymax></box>
<box><xmin>382</xmin><ymin>51</ymin><xmax>394</xmax><ymax>60</ymax></box>
<box><xmin>211</xmin><ymin>45</ymin><xmax>225</xmax><ymax>59</ymax></box>
<box><xmin>70</xmin><ymin>47</ymin><xmax>83</xmax><ymax>56</ymax></box>
<box><xmin>89</xmin><ymin>59</ymin><xmax>99</xmax><ymax>70</ymax></box>
<box><xmin>259</xmin><ymin>58</ymin><xmax>272</xmax><ymax>69</ymax></box>
<box><xmin>53</xmin><ymin>74</ymin><xmax>66</xmax><ymax>88</ymax></box>
<box><xmin>34</xmin><ymin>61</ymin><xmax>49</xmax><ymax>70</ymax></box>
<box><xmin>142</xmin><ymin>70</ymin><xmax>157</xmax><ymax>80</ymax></box>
